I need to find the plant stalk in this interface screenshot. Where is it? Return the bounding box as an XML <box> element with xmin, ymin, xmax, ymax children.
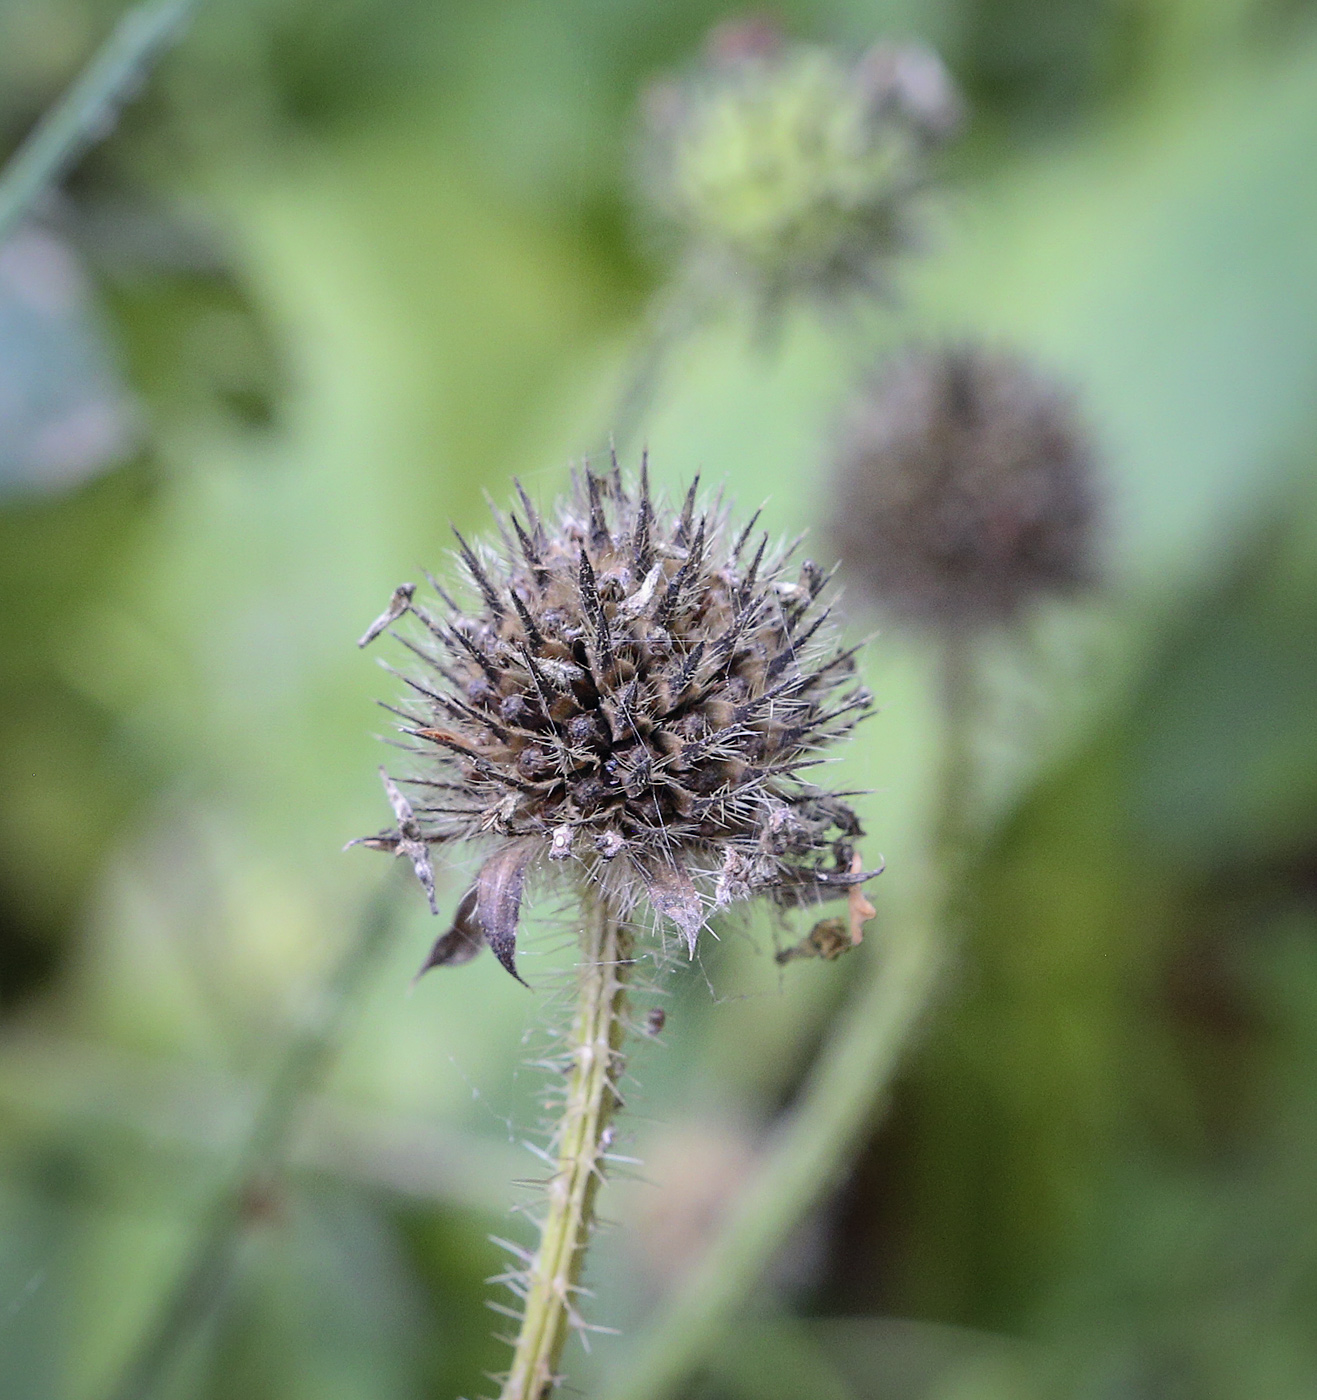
<box><xmin>0</xmin><ymin>0</ymin><xmax>203</xmax><ymax>244</ymax></box>
<box><xmin>935</xmin><ymin>629</ymin><xmax>978</xmax><ymax>880</ymax></box>
<box><xmin>501</xmin><ymin>892</ymin><xmax>632</xmax><ymax>1400</ymax></box>
<box><xmin>103</xmin><ymin>873</ymin><xmax>406</xmax><ymax>1400</ymax></box>
<box><xmin>610</xmin><ymin>275</ymin><xmax>711</xmax><ymax>452</ymax></box>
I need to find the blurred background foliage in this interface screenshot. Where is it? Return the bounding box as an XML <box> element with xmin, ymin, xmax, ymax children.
<box><xmin>2</xmin><ymin>0</ymin><xmax>1317</xmax><ymax>1397</ymax></box>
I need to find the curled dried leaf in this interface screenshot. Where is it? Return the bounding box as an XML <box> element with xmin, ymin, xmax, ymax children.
<box><xmin>846</xmin><ymin>852</ymin><xmax>877</xmax><ymax>944</ymax></box>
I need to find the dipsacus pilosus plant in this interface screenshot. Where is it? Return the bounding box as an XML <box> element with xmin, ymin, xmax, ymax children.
<box><xmin>830</xmin><ymin>345</ymin><xmax>1097</xmax><ymax>630</ymax></box>
<box><xmin>639</xmin><ymin>23</ymin><xmax>961</xmax><ymax>311</ymax></box>
<box><xmin>355</xmin><ymin>459</ymin><xmax>880</xmax><ymax>1400</ymax></box>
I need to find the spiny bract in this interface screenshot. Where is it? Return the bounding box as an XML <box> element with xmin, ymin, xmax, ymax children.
<box><xmin>357</xmin><ymin>460</ymin><xmax>877</xmax><ymax>982</ymax></box>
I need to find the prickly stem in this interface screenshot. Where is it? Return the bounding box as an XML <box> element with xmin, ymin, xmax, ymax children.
<box><xmin>500</xmin><ymin>891</ymin><xmax>632</xmax><ymax>1400</ymax></box>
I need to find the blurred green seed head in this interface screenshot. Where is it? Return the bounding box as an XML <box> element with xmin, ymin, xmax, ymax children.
<box><xmin>641</xmin><ymin>22</ymin><xmax>961</xmax><ymax>305</ymax></box>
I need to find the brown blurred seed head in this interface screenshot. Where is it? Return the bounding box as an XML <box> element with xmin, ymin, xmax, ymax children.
<box><xmin>357</xmin><ymin>460</ymin><xmax>877</xmax><ymax>982</ymax></box>
<box><xmin>829</xmin><ymin>346</ymin><xmax>1098</xmax><ymax>628</ymax></box>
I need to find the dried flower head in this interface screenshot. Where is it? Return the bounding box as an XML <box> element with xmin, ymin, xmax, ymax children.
<box><xmin>639</xmin><ymin>22</ymin><xmax>961</xmax><ymax>308</ymax></box>
<box><xmin>829</xmin><ymin>345</ymin><xmax>1098</xmax><ymax>628</ymax></box>
<box><xmin>356</xmin><ymin>460</ymin><xmax>878</xmax><ymax>981</ymax></box>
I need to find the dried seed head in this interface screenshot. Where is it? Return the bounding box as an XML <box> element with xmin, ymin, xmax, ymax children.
<box><xmin>638</xmin><ymin>24</ymin><xmax>961</xmax><ymax>308</ymax></box>
<box><xmin>828</xmin><ymin>345</ymin><xmax>1098</xmax><ymax>628</ymax></box>
<box><xmin>357</xmin><ymin>459</ymin><xmax>877</xmax><ymax>981</ymax></box>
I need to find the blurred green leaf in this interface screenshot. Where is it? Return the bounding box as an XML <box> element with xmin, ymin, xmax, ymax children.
<box><xmin>701</xmin><ymin>1315</ymin><xmax>857</xmax><ymax>1400</ymax></box>
<box><xmin>193</xmin><ymin>1186</ymin><xmax>427</xmax><ymax>1400</ymax></box>
<box><xmin>1129</xmin><ymin>475</ymin><xmax>1317</xmax><ymax>864</ymax></box>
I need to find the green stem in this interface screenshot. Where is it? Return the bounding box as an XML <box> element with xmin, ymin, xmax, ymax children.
<box><xmin>0</xmin><ymin>0</ymin><xmax>203</xmax><ymax>244</ymax></box>
<box><xmin>935</xmin><ymin>630</ymin><xmax>978</xmax><ymax>879</ymax></box>
<box><xmin>601</xmin><ymin>636</ymin><xmax>979</xmax><ymax>1400</ymax></box>
<box><xmin>610</xmin><ymin>278</ymin><xmax>707</xmax><ymax>452</ymax></box>
<box><xmin>501</xmin><ymin>893</ymin><xmax>632</xmax><ymax>1400</ymax></box>
<box><xmin>103</xmin><ymin>873</ymin><xmax>407</xmax><ymax>1400</ymax></box>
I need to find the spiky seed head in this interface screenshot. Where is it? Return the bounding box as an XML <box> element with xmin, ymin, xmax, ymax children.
<box><xmin>638</xmin><ymin>23</ymin><xmax>961</xmax><ymax>308</ymax></box>
<box><xmin>356</xmin><ymin>459</ymin><xmax>878</xmax><ymax>981</ymax></box>
<box><xmin>828</xmin><ymin>345</ymin><xmax>1098</xmax><ymax>628</ymax></box>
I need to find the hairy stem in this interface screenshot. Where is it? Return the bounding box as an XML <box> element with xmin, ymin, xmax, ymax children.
<box><xmin>501</xmin><ymin>893</ymin><xmax>632</xmax><ymax>1400</ymax></box>
<box><xmin>600</xmin><ymin>637</ymin><xmax>979</xmax><ymax>1400</ymax></box>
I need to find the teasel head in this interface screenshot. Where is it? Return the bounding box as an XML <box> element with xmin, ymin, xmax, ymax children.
<box><xmin>828</xmin><ymin>345</ymin><xmax>1098</xmax><ymax>630</ymax></box>
<box><xmin>355</xmin><ymin>458</ymin><xmax>878</xmax><ymax>982</ymax></box>
<box><xmin>637</xmin><ymin>21</ymin><xmax>962</xmax><ymax>311</ymax></box>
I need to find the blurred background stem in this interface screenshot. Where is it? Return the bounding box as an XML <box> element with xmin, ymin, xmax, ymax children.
<box><xmin>0</xmin><ymin>0</ymin><xmax>202</xmax><ymax>243</ymax></box>
<box><xmin>102</xmin><ymin>872</ymin><xmax>408</xmax><ymax>1400</ymax></box>
<box><xmin>609</xmin><ymin>277</ymin><xmax>708</xmax><ymax>452</ymax></box>
<box><xmin>935</xmin><ymin>631</ymin><xmax>978</xmax><ymax>882</ymax></box>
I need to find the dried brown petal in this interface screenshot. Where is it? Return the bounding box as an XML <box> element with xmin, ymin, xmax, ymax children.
<box><xmin>415</xmin><ymin>886</ymin><xmax>485</xmax><ymax>978</ymax></box>
<box><xmin>846</xmin><ymin>853</ymin><xmax>877</xmax><ymax>944</ymax></box>
<box><xmin>476</xmin><ymin>842</ymin><xmax>537</xmax><ymax>984</ymax></box>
